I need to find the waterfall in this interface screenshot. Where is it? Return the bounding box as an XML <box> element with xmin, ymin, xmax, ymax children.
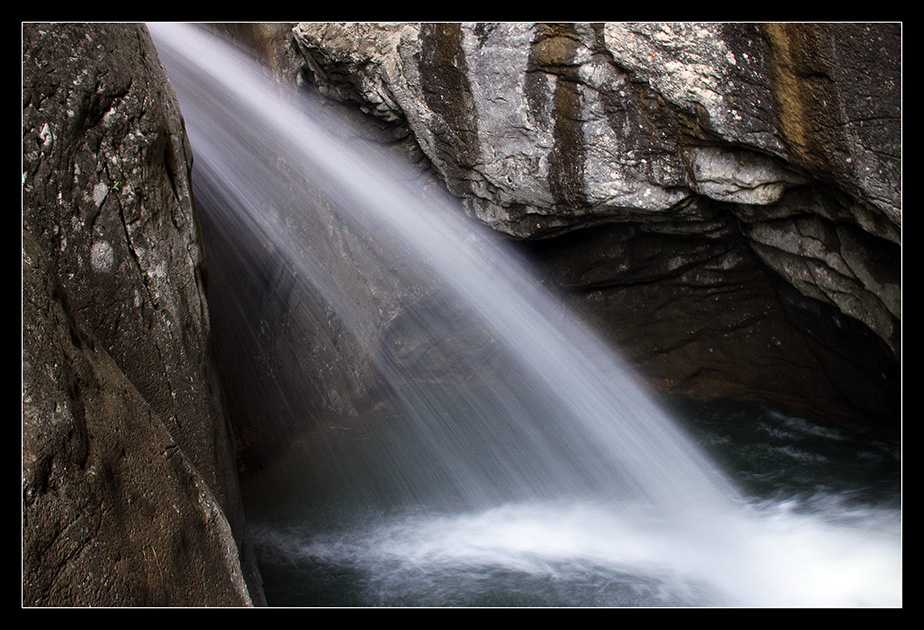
<box><xmin>148</xmin><ymin>23</ymin><xmax>901</xmax><ymax>607</ymax></box>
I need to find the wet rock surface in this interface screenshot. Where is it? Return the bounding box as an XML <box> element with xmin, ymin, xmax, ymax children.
<box><xmin>22</xmin><ymin>23</ymin><xmax>264</xmax><ymax>606</ymax></box>
<box><xmin>291</xmin><ymin>22</ymin><xmax>900</xmax><ymax>429</ymax></box>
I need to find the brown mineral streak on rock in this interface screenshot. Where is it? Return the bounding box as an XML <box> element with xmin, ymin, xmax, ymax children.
<box><xmin>531</xmin><ymin>25</ymin><xmax>586</xmax><ymax>209</ymax></box>
<box><xmin>761</xmin><ymin>23</ymin><xmax>844</xmax><ymax>179</ymax></box>
<box><xmin>762</xmin><ymin>24</ymin><xmax>809</xmax><ymax>156</ymax></box>
<box><xmin>418</xmin><ymin>23</ymin><xmax>480</xmax><ymax>176</ymax></box>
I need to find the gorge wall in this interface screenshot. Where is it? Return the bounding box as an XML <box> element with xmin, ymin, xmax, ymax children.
<box><xmin>22</xmin><ymin>23</ymin><xmax>264</xmax><ymax>606</ymax></box>
<box><xmin>280</xmin><ymin>22</ymin><xmax>900</xmax><ymax>429</ymax></box>
<box><xmin>22</xmin><ymin>21</ymin><xmax>900</xmax><ymax>607</ymax></box>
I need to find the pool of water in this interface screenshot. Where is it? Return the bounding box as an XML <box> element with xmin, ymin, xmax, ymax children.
<box><xmin>241</xmin><ymin>397</ymin><xmax>901</xmax><ymax>608</ymax></box>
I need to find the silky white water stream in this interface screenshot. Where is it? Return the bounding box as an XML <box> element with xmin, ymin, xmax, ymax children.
<box><xmin>149</xmin><ymin>23</ymin><xmax>901</xmax><ymax>607</ymax></box>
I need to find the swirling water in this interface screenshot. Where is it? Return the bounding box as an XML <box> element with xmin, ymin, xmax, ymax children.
<box><xmin>241</xmin><ymin>396</ymin><xmax>900</xmax><ymax>607</ymax></box>
<box><xmin>149</xmin><ymin>23</ymin><xmax>901</xmax><ymax>607</ymax></box>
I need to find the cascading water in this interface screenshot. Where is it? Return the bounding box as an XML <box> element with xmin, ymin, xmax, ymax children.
<box><xmin>149</xmin><ymin>23</ymin><xmax>901</xmax><ymax>607</ymax></box>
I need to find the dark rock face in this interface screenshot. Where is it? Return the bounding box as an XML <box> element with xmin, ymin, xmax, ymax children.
<box><xmin>291</xmin><ymin>22</ymin><xmax>899</xmax><ymax>429</ymax></box>
<box><xmin>523</xmin><ymin>213</ymin><xmax>899</xmax><ymax>426</ymax></box>
<box><xmin>22</xmin><ymin>23</ymin><xmax>264</xmax><ymax>606</ymax></box>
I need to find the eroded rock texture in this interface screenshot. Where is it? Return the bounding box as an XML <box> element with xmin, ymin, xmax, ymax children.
<box><xmin>291</xmin><ymin>22</ymin><xmax>900</xmax><ymax>427</ymax></box>
<box><xmin>22</xmin><ymin>23</ymin><xmax>264</xmax><ymax>606</ymax></box>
